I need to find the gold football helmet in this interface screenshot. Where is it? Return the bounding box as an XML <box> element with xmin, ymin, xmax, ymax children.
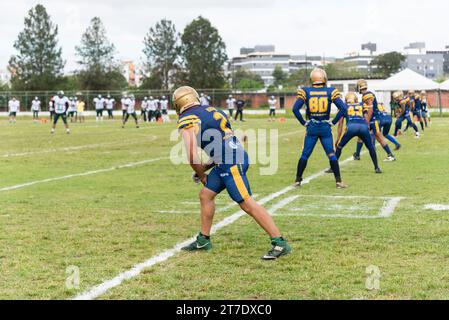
<box><xmin>392</xmin><ymin>91</ymin><xmax>403</xmax><ymax>102</ymax></box>
<box><xmin>420</xmin><ymin>90</ymin><xmax>426</xmax><ymax>97</ymax></box>
<box><xmin>345</xmin><ymin>92</ymin><xmax>358</xmax><ymax>104</ymax></box>
<box><xmin>310</xmin><ymin>68</ymin><xmax>327</xmax><ymax>86</ymax></box>
<box><xmin>407</xmin><ymin>90</ymin><xmax>415</xmax><ymax>97</ymax></box>
<box><xmin>173</xmin><ymin>86</ymin><xmax>200</xmax><ymax>115</ymax></box>
<box><xmin>356</xmin><ymin>79</ymin><xmax>368</xmax><ymax>93</ymax></box>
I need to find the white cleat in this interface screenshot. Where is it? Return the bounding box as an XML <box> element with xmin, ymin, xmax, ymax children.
<box><xmin>415</xmin><ymin>132</ymin><xmax>420</xmax><ymax>139</ymax></box>
<box><xmin>383</xmin><ymin>155</ymin><xmax>396</xmax><ymax>162</ymax></box>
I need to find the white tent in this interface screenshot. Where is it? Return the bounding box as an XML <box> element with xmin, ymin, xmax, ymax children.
<box><xmin>439</xmin><ymin>79</ymin><xmax>449</xmax><ymax>91</ymax></box>
<box><xmin>372</xmin><ymin>68</ymin><xmax>440</xmax><ymax>91</ymax></box>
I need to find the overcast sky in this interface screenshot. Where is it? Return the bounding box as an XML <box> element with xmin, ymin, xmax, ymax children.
<box><xmin>1</xmin><ymin>0</ymin><xmax>448</xmax><ymax>72</ymax></box>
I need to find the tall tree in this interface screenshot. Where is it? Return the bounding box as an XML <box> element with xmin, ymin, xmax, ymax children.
<box><xmin>272</xmin><ymin>65</ymin><xmax>287</xmax><ymax>87</ymax></box>
<box><xmin>9</xmin><ymin>4</ymin><xmax>65</xmax><ymax>90</ymax></box>
<box><xmin>371</xmin><ymin>52</ymin><xmax>405</xmax><ymax>78</ymax></box>
<box><xmin>75</xmin><ymin>17</ymin><xmax>126</xmax><ymax>90</ymax></box>
<box><xmin>181</xmin><ymin>16</ymin><xmax>228</xmax><ymax>89</ymax></box>
<box><xmin>231</xmin><ymin>69</ymin><xmax>264</xmax><ymax>90</ymax></box>
<box><xmin>143</xmin><ymin>19</ymin><xmax>180</xmax><ymax>90</ymax></box>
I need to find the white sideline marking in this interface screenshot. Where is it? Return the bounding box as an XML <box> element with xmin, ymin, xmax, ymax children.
<box><xmin>0</xmin><ymin>157</ymin><xmax>168</xmax><ymax>193</ymax></box>
<box><xmin>424</xmin><ymin>204</ymin><xmax>449</xmax><ymax>211</ymax></box>
<box><xmin>73</xmin><ymin>153</ymin><xmax>360</xmax><ymax>300</ymax></box>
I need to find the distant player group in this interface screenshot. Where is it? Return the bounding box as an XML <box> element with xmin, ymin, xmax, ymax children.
<box><xmin>5</xmin><ymin>91</ymin><xmax>173</xmax><ymax>133</ymax></box>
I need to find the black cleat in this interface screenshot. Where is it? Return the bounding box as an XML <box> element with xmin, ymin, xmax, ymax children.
<box><xmin>325</xmin><ymin>168</ymin><xmax>333</xmax><ymax>174</ymax></box>
<box><xmin>353</xmin><ymin>153</ymin><xmax>361</xmax><ymax>161</ymax></box>
<box><xmin>395</xmin><ymin>144</ymin><xmax>401</xmax><ymax>151</ymax></box>
<box><xmin>375</xmin><ymin>168</ymin><xmax>382</xmax><ymax>174</ymax></box>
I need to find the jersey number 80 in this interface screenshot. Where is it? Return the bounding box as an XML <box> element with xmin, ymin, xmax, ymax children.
<box><xmin>309</xmin><ymin>97</ymin><xmax>328</xmax><ymax>113</ymax></box>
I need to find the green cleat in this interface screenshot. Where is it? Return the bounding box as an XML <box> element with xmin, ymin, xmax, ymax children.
<box><xmin>182</xmin><ymin>233</ymin><xmax>212</xmax><ymax>252</ymax></box>
<box><xmin>262</xmin><ymin>238</ymin><xmax>292</xmax><ymax>260</ymax></box>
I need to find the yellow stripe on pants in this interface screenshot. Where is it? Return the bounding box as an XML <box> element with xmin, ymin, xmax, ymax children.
<box><xmin>230</xmin><ymin>165</ymin><xmax>250</xmax><ymax>201</ymax></box>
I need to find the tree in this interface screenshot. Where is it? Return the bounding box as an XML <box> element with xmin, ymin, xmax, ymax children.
<box><xmin>143</xmin><ymin>19</ymin><xmax>180</xmax><ymax>90</ymax></box>
<box><xmin>324</xmin><ymin>61</ymin><xmax>367</xmax><ymax>80</ymax></box>
<box><xmin>371</xmin><ymin>52</ymin><xmax>405</xmax><ymax>78</ymax></box>
<box><xmin>272</xmin><ymin>65</ymin><xmax>287</xmax><ymax>87</ymax></box>
<box><xmin>180</xmin><ymin>16</ymin><xmax>228</xmax><ymax>89</ymax></box>
<box><xmin>231</xmin><ymin>69</ymin><xmax>264</xmax><ymax>90</ymax></box>
<box><xmin>0</xmin><ymin>81</ymin><xmax>10</xmax><ymax>91</ymax></box>
<box><xmin>283</xmin><ymin>69</ymin><xmax>309</xmax><ymax>88</ymax></box>
<box><xmin>75</xmin><ymin>17</ymin><xmax>126</xmax><ymax>90</ymax></box>
<box><xmin>9</xmin><ymin>4</ymin><xmax>65</xmax><ymax>90</ymax></box>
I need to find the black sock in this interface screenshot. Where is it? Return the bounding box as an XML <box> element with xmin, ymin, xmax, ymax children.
<box><xmin>200</xmin><ymin>233</ymin><xmax>210</xmax><ymax>240</ymax></box>
<box><xmin>330</xmin><ymin>160</ymin><xmax>342</xmax><ymax>183</ymax></box>
<box><xmin>296</xmin><ymin>159</ymin><xmax>308</xmax><ymax>182</ymax></box>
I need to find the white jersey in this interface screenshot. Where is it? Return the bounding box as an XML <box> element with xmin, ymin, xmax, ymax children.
<box><xmin>69</xmin><ymin>100</ymin><xmax>77</xmax><ymax>112</ymax></box>
<box><xmin>8</xmin><ymin>100</ymin><xmax>20</xmax><ymax>112</ymax></box>
<box><xmin>226</xmin><ymin>98</ymin><xmax>236</xmax><ymax>110</ymax></box>
<box><xmin>31</xmin><ymin>100</ymin><xmax>41</xmax><ymax>111</ymax></box>
<box><xmin>94</xmin><ymin>97</ymin><xmax>105</xmax><ymax>110</ymax></box>
<box><xmin>49</xmin><ymin>101</ymin><xmax>55</xmax><ymax>111</ymax></box>
<box><xmin>105</xmin><ymin>98</ymin><xmax>115</xmax><ymax>110</ymax></box>
<box><xmin>160</xmin><ymin>99</ymin><xmax>169</xmax><ymax>110</ymax></box>
<box><xmin>268</xmin><ymin>99</ymin><xmax>277</xmax><ymax>110</ymax></box>
<box><xmin>121</xmin><ymin>98</ymin><xmax>127</xmax><ymax>110</ymax></box>
<box><xmin>126</xmin><ymin>98</ymin><xmax>135</xmax><ymax>113</ymax></box>
<box><xmin>200</xmin><ymin>96</ymin><xmax>210</xmax><ymax>107</ymax></box>
<box><xmin>141</xmin><ymin>100</ymin><xmax>148</xmax><ymax>111</ymax></box>
<box><xmin>53</xmin><ymin>96</ymin><xmax>69</xmax><ymax>114</ymax></box>
<box><xmin>148</xmin><ymin>100</ymin><xmax>157</xmax><ymax>111</ymax></box>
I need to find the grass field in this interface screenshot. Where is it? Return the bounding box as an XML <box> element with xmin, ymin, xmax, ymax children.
<box><xmin>0</xmin><ymin>114</ymin><xmax>448</xmax><ymax>300</ymax></box>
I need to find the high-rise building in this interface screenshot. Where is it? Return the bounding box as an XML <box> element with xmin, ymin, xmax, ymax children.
<box><xmin>402</xmin><ymin>43</ymin><xmax>446</xmax><ymax>79</ymax></box>
<box><xmin>229</xmin><ymin>46</ymin><xmax>328</xmax><ymax>86</ymax></box>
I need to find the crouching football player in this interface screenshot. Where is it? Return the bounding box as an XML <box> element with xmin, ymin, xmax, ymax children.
<box><xmin>174</xmin><ymin>86</ymin><xmax>291</xmax><ymax>260</ymax></box>
<box><xmin>333</xmin><ymin>92</ymin><xmax>381</xmax><ymax>174</ymax></box>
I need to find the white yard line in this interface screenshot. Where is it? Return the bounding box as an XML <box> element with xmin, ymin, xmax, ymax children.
<box><xmin>73</xmin><ymin>153</ymin><xmax>358</xmax><ymax>300</ymax></box>
<box><xmin>0</xmin><ymin>157</ymin><xmax>168</xmax><ymax>193</ymax></box>
<box><xmin>424</xmin><ymin>204</ymin><xmax>449</xmax><ymax>211</ymax></box>
<box><xmin>274</xmin><ymin>213</ymin><xmax>382</xmax><ymax>219</ymax></box>
<box><xmin>378</xmin><ymin>197</ymin><xmax>404</xmax><ymax>218</ymax></box>
<box><xmin>1</xmin><ymin>136</ymin><xmax>158</xmax><ymax>158</ymax></box>
<box><xmin>272</xmin><ymin>195</ymin><xmax>404</xmax><ymax>219</ymax></box>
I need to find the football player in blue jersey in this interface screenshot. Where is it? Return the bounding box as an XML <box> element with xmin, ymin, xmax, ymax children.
<box><xmin>413</xmin><ymin>91</ymin><xmax>425</xmax><ymax>131</ymax></box>
<box><xmin>333</xmin><ymin>92</ymin><xmax>381</xmax><ymax>174</ymax></box>
<box><xmin>292</xmin><ymin>68</ymin><xmax>348</xmax><ymax>189</ymax></box>
<box><xmin>353</xmin><ymin>80</ymin><xmax>397</xmax><ymax>162</ymax></box>
<box><xmin>174</xmin><ymin>86</ymin><xmax>291</xmax><ymax>260</ymax></box>
<box><xmin>352</xmin><ymin>101</ymin><xmax>401</xmax><ymax>158</ymax></box>
<box><xmin>393</xmin><ymin>91</ymin><xmax>420</xmax><ymax>138</ymax></box>
<box><xmin>403</xmin><ymin>90</ymin><xmax>417</xmax><ymax>133</ymax></box>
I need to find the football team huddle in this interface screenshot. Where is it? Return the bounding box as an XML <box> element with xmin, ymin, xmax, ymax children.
<box><xmin>173</xmin><ymin>68</ymin><xmax>432</xmax><ymax>261</ymax></box>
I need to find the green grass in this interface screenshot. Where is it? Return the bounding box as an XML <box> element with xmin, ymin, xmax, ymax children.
<box><xmin>0</xmin><ymin>114</ymin><xmax>448</xmax><ymax>300</ymax></box>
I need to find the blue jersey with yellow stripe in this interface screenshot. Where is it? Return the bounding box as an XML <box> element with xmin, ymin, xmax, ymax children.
<box><xmin>345</xmin><ymin>103</ymin><xmax>367</xmax><ymax>124</ymax></box>
<box><xmin>362</xmin><ymin>91</ymin><xmax>380</xmax><ymax>122</ymax></box>
<box><xmin>414</xmin><ymin>97</ymin><xmax>422</xmax><ymax>111</ymax></box>
<box><xmin>296</xmin><ymin>86</ymin><xmax>342</xmax><ymax>122</ymax></box>
<box><xmin>177</xmin><ymin>105</ymin><xmax>245</xmax><ymax>165</ymax></box>
<box><xmin>398</xmin><ymin>97</ymin><xmax>411</xmax><ymax>114</ymax></box>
